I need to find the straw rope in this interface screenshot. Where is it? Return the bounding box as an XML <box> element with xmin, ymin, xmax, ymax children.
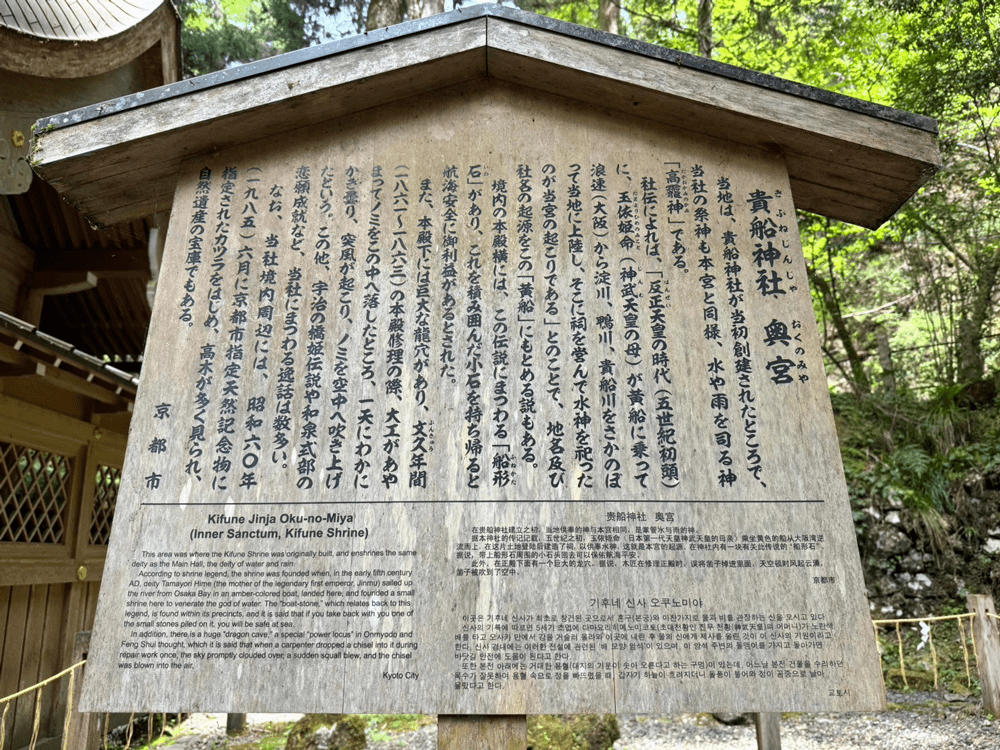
<box><xmin>872</xmin><ymin>611</ymin><xmax>980</xmax><ymax>690</ymax></box>
<box><xmin>59</xmin><ymin>668</ymin><xmax>76</xmax><ymax>750</ymax></box>
<box><xmin>0</xmin><ymin>661</ymin><xmax>86</xmax><ymax>707</ymax></box>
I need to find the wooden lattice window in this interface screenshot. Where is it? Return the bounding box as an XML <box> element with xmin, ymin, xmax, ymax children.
<box><xmin>0</xmin><ymin>440</ymin><xmax>72</xmax><ymax>544</ymax></box>
<box><xmin>90</xmin><ymin>464</ymin><xmax>121</xmax><ymax>545</ymax></box>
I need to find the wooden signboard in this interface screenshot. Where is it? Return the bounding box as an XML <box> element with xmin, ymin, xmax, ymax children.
<box><xmin>77</xmin><ymin>78</ymin><xmax>886</xmax><ymax>714</ymax></box>
<box><xmin>31</xmin><ymin>3</ymin><xmax>941</xmax><ymax>720</ymax></box>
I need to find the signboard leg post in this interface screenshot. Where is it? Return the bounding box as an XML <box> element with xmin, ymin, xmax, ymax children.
<box><xmin>63</xmin><ymin>632</ymin><xmax>100</xmax><ymax>750</ymax></box>
<box><xmin>226</xmin><ymin>713</ymin><xmax>246</xmax><ymax>734</ymax></box>
<box><xmin>438</xmin><ymin>714</ymin><xmax>527</xmax><ymax>750</ymax></box>
<box><xmin>753</xmin><ymin>712</ymin><xmax>781</xmax><ymax>749</ymax></box>
<box><xmin>967</xmin><ymin>594</ymin><xmax>1000</xmax><ymax>715</ymax></box>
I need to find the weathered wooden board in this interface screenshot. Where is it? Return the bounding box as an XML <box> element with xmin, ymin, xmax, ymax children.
<box><xmin>81</xmin><ymin>81</ymin><xmax>883</xmax><ymax>714</ymax></box>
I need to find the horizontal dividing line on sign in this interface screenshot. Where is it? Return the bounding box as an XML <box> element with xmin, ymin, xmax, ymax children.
<box><xmin>139</xmin><ymin>499</ymin><xmax>825</xmax><ymax>506</ymax></box>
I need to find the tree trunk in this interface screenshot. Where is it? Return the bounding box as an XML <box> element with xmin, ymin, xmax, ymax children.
<box><xmin>877</xmin><ymin>328</ymin><xmax>896</xmax><ymax>394</ymax></box>
<box><xmin>366</xmin><ymin>0</ymin><xmax>407</xmax><ymax>31</ymax></box>
<box><xmin>598</xmin><ymin>0</ymin><xmax>619</xmax><ymax>35</ymax></box>
<box><xmin>807</xmin><ymin>267</ymin><xmax>871</xmax><ymax>396</ymax></box>
<box><xmin>698</xmin><ymin>0</ymin><xmax>713</xmax><ymax>58</ymax></box>
<box><xmin>957</xmin><ymin>252</ymin><xmax>999</xmax><ymax>383</ymax></box>
<box><xmin>422</xmin><ymin>0</ymin><xmax>444</xmax><ymax>18</ymax></box>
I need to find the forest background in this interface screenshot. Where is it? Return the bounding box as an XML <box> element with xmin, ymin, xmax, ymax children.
<box><xmin>178</xmin><ymin>0</ymin><xmax>1000</xmax><ymax>617</ymax></box>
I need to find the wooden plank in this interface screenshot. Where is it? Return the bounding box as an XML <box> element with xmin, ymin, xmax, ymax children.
<box><xmin>73</xmin><ymin>437</ymin><xmax>100</xmax><ymax>559</ymax></box>
<box><xmin>33</xmin><ymin>25</ymin><xmax>488</xmax><ymax>224</ymax></box>
<box><xmin>19</xmin><ymin>271</ymin><xmax>100</xmax><ymax>326</ymax></box>
<box><xmin>0</xmin><ymin>586</ymin><xmax>30</xmax><ymax>748</ymax></box>
<box><xmin>0</xmin><ymin>559</ymin><xmax>104</xmax><ymax>589</ymax></box>
<box><xmin>19</xmin><ymin>586</ymin><xmax>50</xmax><ymax>689</ymax></box>
<box><xmin>84</xmin><ymin>582</ymin><xmax>100</xmax><ymax>627</ymax></box>
<box><xmin>0</xmin><ymin>361</ymin><xmax>46</xmax><ymax>379</ymax></box>
<box><xmin>786</xmin><ymin>151</ymin><xmax>915</xmax><ymax>201</ymax></box>
<box><xmin>22</xmin><ymin>271</ymin><xmax>99</xmax><ymax>296</ymax></box>
<box><xmin>61</xmin><ymin>582</ymin><xmax>86</xmax><ymax>671</ymax></box>
<box><xmin>0</xmin><ymin>588</ymin><xmax>30</xmax><ymax>697</ymax></box>
<box><xmin>0</xmin><ymin>392</ymin><xmax>100</xmax><ymax>445</ymax></box>
<box><xmin>11</xmin><ymin>585</ymin><xmax>51</xmax><ymax>748</ymax></box>
<box><xmin>0</xmin><ymin>587</ymin><xmax>9</xmax><ymax>651</ymax></box>
<box><xmin>0</xmin><ymin>586</ymin><xmax>9</xmax><ymax>749</ymax></box>
<box><xmin>0</xmin><ymin>229</ymin><xmax>35</xmax><ymax>313</ymax></box>
<box><xmin>37</xmin><ymin>21</ymin><xmax>487</xmax><ymax>169</ymax></box>
<box><xmin>35</xmin><ymin>248</ymin><xmax>151</xmax><ymax>277</ymax></box>
<box><xmin>486</xmin><ymin>21</ymin><xmax>940</xmax><ymax>167</ymax></box>
<box><xmin>39</xmin><ymin>584</ymin><xmax>69</xmax><ymax>738</ymax></box>
<box><xmin>438</xmin><ymin>715</ymin><xmax>526</xmax><ymax>750</ymax></box>
<box><xmin>968</xmin><ymin>594</ymin><xmax>1000</xmax><ymax>715</ymax></box>
<box><xmin>786</xmin><ymin>180</ymin><xmax>897</xmax><ymax>230</ymax></box>
<box><xmin>39</xmin><ymin>38</ymin><xmax>485</xmax><ymax>226</ymax></box>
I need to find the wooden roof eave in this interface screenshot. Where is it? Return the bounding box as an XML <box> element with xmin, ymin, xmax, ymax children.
<box><xmin>0</xmin><ymin>311</ymin><xmax>138</xmax><ymax>404</ymax></box>
<box><xmin>0</xmin><ymin>2</ymin><xmax>180</xmax><ymax>79</ymax></box>
<box><xmin>31</xmin><ymin>4</ymin><xmax>941</xmax><ymax>230</ymax></box>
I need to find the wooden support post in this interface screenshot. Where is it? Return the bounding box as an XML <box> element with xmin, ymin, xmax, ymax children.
<box><xmin>226</xmin><ymin>713</ymin><xmax>247</xmax><ymax>735</ymax></box>
<box><xmin>754</xmin><ymin>712</ymin><xmax>781</xmax><ymax>750</ymax></box>
<box><xmin>968</xmin><ymin>594</ymin><xmax>1000</xmax><ymax>715</ymax></box>
<box><xmin>438</xmin><ymin>715</ymin><xmax>527</xmax><ymax>750</ymax></box>
<box><xmin>63</xmin><ymin>632</ymin><xmax>100</xmax><ymax>750</ymax></box>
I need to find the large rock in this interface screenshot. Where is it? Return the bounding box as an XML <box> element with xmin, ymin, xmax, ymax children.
<box><xmin>285</xmin><ymin>714</ymin><xmax>367</xmax><ymax>750</ymax></box>
<box><xmin>528</xmin><ymin>715</ymin><xmax>620</xmax><ymax>750</ymax></box>
<box><xmin>876</xmin><ymin>526</ymin><xmax>912</xmax><ymax>556</ymax></box>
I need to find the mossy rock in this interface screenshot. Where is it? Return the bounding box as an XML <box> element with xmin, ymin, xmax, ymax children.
<box><xmin>948</xmin><ymin>678</ymin><xmax>972</xmax><ymax>696</ymax></box>
<box><xmin>285</xmin><ymin>714</ymin><xmax>366</xmax><ymax>750</ymax></box>
<box><xmin>527</xmin><ymin>714</ymin><xmax>620</xmax><ymax>750</ymax></box>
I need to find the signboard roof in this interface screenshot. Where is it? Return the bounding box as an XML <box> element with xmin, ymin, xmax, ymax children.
<box><xmin>33</xmin><ymin>3</ymin><xmax>940</xmax><ymax>229</ymax></box>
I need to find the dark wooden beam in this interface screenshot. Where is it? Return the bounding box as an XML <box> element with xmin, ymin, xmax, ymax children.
<box><xmin>0</xmin><ymin>341</ymin><xmax>127</xmax><ymax>406</ymax></box>
<box><xmin>35</xmin><ymin>248</ymin><xmax>151</xmax><ymax>279</ymax></box>
<box><xmin>17</xmin><ymin>271</ymin><xmax>97</xmax><ymax>326</ymax></box>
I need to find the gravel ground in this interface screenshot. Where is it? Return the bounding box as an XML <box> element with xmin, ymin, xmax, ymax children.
<box><xmin>612</xmin><ymin>692</ymin><xmax>997</xmax><ymax>749</ymax></box>
<box><xmin>155</xmin><ymin>692</ymin><xmax>999</xmax><ymax>749</ymax></box>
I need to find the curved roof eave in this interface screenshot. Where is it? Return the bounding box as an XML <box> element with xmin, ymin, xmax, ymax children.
<box><xmin>0</xmin><ymin>0</ymin><xmax>163</xmax><ymax>41</ymax></box>
<box><xmin>0</xmin><ymin>0</ymin><xmax>180</xmax><ymax>79</ymax></box>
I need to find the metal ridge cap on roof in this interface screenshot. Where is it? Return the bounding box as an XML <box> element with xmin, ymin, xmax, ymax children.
<box><xmin>0</xmin><ymin>310</ymin><xmax>139</xmax><ymax>390</ymax></box>
<box><xmin>35</xmin><ymin>3</ymin><xmax>936</xmax><ymax>135</ymax></box>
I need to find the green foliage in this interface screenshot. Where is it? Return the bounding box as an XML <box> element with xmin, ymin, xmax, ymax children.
<box><xmin>285</xmin><ymin>714</ymin><xmax>366</xmax><ymax>750</ymax></box>
<box><xmin>527</xmin><ymin>715</ymin><xmax>621</xmax><ymax>750</ymax></box>
<box><xmin>836</xmin><ymin>386</ymin><xmax>1000</xmax><ymax>551</ymax></box>
<box><xmin>583</xmin><ymin>0</ymin><xmax>896</xmax><ymax>104</ymax></box>
<box><xmin>178</xmin><ymin>0</ymin><xmax>288</xmax><ymax>76</ymax></box>
<box><xmin>177</xmin><ymin>0</ymin><xmax>360</xmax><ymax>77</ymax></box>
<box><xmin>362</xmin><ymin>714</ymin><xmax>434</xmax><ymax>741</ymax></box>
